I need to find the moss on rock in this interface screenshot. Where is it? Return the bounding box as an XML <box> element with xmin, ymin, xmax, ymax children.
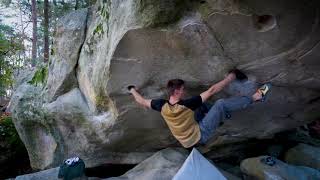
<box><xmin>95</xmin><ymin>93</ymin><xmax>110</xmax><ymax>112</ymax></box>
<box><xmin>28</xmin><ymin>66</ymin><xmax>48</xmax><ymax>86</ymax></box>
<box><xmin>99</xmin><ymin>0</ymin><xmax>110</xmax><ymax>21</ymax></box>
<box><xmin>137</xmin><ymin>0</ymin><xmax>187</xmax><ymax>27</ymax></box>
<box><xmin>93</xmin><ymin>23</ymin><xmax>104</xmax><ymax>36</ymax></box>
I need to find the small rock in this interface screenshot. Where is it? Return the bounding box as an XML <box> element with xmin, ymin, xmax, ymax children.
<box><xmin>218</xmin><ymin>168</ymin><xmax>241</xmax><ymax>180</ymax></box>
<box><xmin>240</xmin><ymin>156</ymin><xmax>320</xmax><ymax>180</ymax></box>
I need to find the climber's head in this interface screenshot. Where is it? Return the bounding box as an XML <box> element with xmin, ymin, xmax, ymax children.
<box><xmin>167</xmin><ymin>79</ymin><xmax>185</xmax><ymax>98</ymax></box>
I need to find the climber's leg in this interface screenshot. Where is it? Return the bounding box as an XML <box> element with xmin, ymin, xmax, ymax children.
<box><xmin>198</xmin><ymin>83</ymin><xmax>271</xmax><ymax>144</ymax></box>
<box><xmin>198</xmin><ymin>96</ymin><xmax>252</xmax><ymax>144</ymax></box>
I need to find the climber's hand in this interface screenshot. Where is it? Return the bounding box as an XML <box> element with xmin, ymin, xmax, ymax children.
<box><xmin>127</xmin><ymin>85</ymin><xmax>136</xmax><ymax>93</ymax></box>
<box><xmin>228</xmin><ymin>69</ymin><xmax>248</xmax><ymax>81</ymax></box>
<box><xmin>128</xmin><ymin>85</ymin><xmax>152</xmax><ymax>109</ymax></box>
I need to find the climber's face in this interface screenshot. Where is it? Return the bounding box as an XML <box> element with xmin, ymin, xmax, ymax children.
<box><xmin>174</xmin><ymin>86</ymin><xmax>185</xmax><ymax>99</ymax></box>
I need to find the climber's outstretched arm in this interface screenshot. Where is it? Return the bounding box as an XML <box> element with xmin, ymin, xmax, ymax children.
<box><xmin>200</xmin><ymin>73</ymin><xmax>236</xmax><ymax>102</ymax></box>
<box><xmin>129</xmin><ymin>87</ymin><xmax>152</xmax><ymax>108</ymax></box>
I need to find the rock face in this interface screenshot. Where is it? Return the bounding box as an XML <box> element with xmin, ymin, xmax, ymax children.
<box><xmin>45</xmin><ymin>9</ymin><xmax>88</xmax><ymax>101</ymax></box>
<box><xmin>240</xmin><ymin>156</ymin><xmax>320</xmax><ymax>180</ymax></box>
<box><xmin>9</xmin><ymin>0</ymin><xmax>320</xmax><ymax>169</ymax></box>
<box><xmin>285</xmin><ymin>143</ymin><xmax>320</xmax><ymax>170</ymax></box>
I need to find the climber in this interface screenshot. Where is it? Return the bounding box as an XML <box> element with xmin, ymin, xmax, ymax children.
<box><xmin>128</xmin><ymin>69</ymin><xmax>271</xmax><ymax>149</ymax></box>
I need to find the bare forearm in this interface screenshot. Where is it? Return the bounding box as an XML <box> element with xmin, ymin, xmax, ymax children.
<box><xmin>209</xmin><ymin>73</ymin><xmax>235</xmax><ymax>94</ymax></box>
<box><xmin>130</xmin><ymin>88</ymin><xmax>151</xmax><ymax>108</ymax></box>
<box><xmin>201</xmin><ymin>73</ymin><xmax>235</xmax><ymax>101</ymax></box>
<box><xmin>131</xmin><ymin>89</ymin><xmax>145</xmax><ymax>104</ymax></box>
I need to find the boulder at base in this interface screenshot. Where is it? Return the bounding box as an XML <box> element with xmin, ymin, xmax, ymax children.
<box><xmin>14</xmin><ymin>167</ymin><xmax>91</xmax><ymax>180</ymax></box>
<box><xmin>240</xmin><ymin>156</ymin><xmax>320</xmax><ymax>180</ymax></box>
<box><xmin>105</xmin><ymin>148</ymin><xmax>188</xmax><ymax>180</ymax></box>
<box><xmin>15</xmin><ymin>168</ymin><xmax>60</xmax><ymax>180</ymax></box>
<box><xmin>13</xmin><ymin>148</ymin><xmax>187</xmax><ymax>180</ymax></box>
<box><xmin>285</xmin><ymin>143</ymin><xmax>320</xmax><ymax>170</ymax></box>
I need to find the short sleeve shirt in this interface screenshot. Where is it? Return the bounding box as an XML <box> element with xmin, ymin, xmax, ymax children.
<box><xmin>151</xmin><ymin>96</ymin><xmax>203</xmax><ymax>112</ymax></box>
<box><xmin>150</xmin><ymin>96</ymin><xmax>203</xmax><ymax>148</ymax></box>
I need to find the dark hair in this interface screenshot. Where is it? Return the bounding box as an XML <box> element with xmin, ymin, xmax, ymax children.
<box><xmin>167</xmin><ymin>79</ymin><xmax>185</xmax><ymax>96</ymax></box>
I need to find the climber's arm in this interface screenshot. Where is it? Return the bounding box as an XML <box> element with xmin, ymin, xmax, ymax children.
<box><xmin>200</xmin><ymin>73</ymin><xmax>235</xmax><ymax>102</ymax></box>
<box><xmin>129</xmin><ymin>86</ymin><xmax>152</xmax><ymax>108</ymax></box>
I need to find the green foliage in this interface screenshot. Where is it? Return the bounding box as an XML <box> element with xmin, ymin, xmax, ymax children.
<box><xmin>0</xmin><ymin>115</ymin><xmax>24</xmax><ymax>148</ymax></box>
<box><xmin>28</xmin><ymin>66</ymin><xmax>48</xmax><ymax>86</ymax></box>
<box><xmin>0</xmin><ymin>24</ymin><xmax>17</xmax><ymax>54</ymax></box>
<box><xmin>0</xmin><ymin>60</ymin><xmax>12</xmax><ymax>96</ymax></box>
<box><xmin>99</xmin><ymin>1</ymin><xmax>110</xmax><ymax>20</ymax></box>
<box><xmin>0</xmin><ymin>24</ymin><xmax>23</xmax><ymax>96</ymax></box>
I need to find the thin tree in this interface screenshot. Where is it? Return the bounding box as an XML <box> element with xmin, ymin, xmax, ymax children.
<box><xmin>31</xmin><ymin>0</ymin><xmax>37</xmax><ymax>67</ymax></box>
<box><xmin>43</xmin><ymin>0</ymin><xmax>49</xmax><ymax>63</ymax></box>
<box><xmin>18</xmin><ymin>0</ymin><xmax>26</xmax><ymax>64</ymax></box>
<box><xmin>75</xmin><ymin>0</ymin><xmax>79</xmax><ymax>10</ymax></box>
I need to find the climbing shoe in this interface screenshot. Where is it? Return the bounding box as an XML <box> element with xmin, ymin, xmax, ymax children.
<box><xmin>258</xmin><ymin>83</ymin><xmax>271</xmax><ymax>102</ymax></box>
<box><xmin>229</xmin><ymin>69</ymin><xmax>248</xmax><ymax>81</ymax></box>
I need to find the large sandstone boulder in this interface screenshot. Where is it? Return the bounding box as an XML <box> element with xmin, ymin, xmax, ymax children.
<box><xmin>9</xmin><ymin>0</ymin><xmax>320</xmax><ymax>169</ymax></box>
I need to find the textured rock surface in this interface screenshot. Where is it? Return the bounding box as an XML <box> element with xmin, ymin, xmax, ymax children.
<box><xmin>285</xmin><ymin>143</ymin><xmax>320</xmax><ymax>170</ymax></box>
<box><xmin>15</xmin><ymin>168</ymin><xmax>60</xmax><ymax>180</ymax></box>
<box><xmin>9</xmin><ymin>0</ymin><xmax>320</xmax><ymax>169</ymax></box>
<box><xmin>45</xmin><ymin>9</ymin><xmax>88</xmax><ymax>102</ymax></box>
<box><xmin>105</xmin><ymin>148</ymin><xmax>188</xmax><ymax>180</ymax></box>
<box><xmin>240</xmin><ymin>156</ymin><xmax>320</xmax><ymax>180</ymax></box>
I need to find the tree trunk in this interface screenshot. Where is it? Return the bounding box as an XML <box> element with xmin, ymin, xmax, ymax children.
<box><xmin>75</xmin><ymin>0</ymin><xmax>79</xmax><ymax>10</ymax></box>
<box><xmin>43</xmin><ymin>0</ymin><xmax>49</xmax><ymax>63</ymax></box>
<box><xmin>31</xmin><ymin>0</ymin><xmax>37</xmax><ymax>67</ymax></box>
<box><xmin>18</xmin><ymin>0</ymin><xmax>25</xmax><ymax>62</ymax></box>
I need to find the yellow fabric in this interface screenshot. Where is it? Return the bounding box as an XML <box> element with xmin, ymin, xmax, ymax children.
<box><xmin>161</xmin><ymin>103</ymin><xmax>201</xmax><ymax>148</ymax></box>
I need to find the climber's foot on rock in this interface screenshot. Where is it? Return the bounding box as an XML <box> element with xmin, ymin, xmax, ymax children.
<box><xmin>252</xmin><ymin>83</ymin><xmax>271</xmax><ymax>102</ymax></box>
